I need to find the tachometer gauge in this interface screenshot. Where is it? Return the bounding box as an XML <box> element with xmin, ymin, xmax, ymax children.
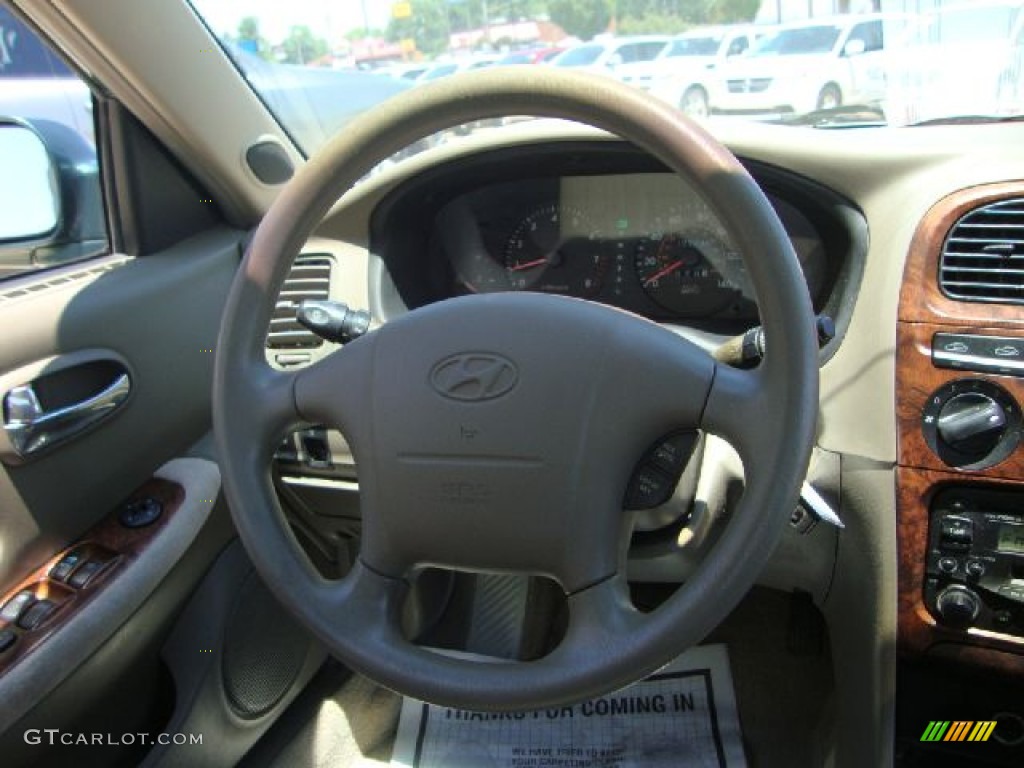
<box><xmin>504</xmin><ymin>204</ymin><xmax>606</xmax><ymax>297</ymax></box>
<box><xmin>635</xmin><ymin>231</ymin><xmax>743</xmax><ymax>316</ymax></box>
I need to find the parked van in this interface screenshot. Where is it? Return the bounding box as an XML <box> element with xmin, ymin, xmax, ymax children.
<box><xmin>712</xmin><ymin>14</ymin><xmax>906</xmax><ymax>115</ymax></box>
<box><xmin>549</xmin><ymin>36</ymin><xmax>670</xmax><ymax>75</ymax></box>
<box><xmin>884</xmin><ymin>0</ymin><xmax>1024</xmax><ymax>126</ymax></box>
<box><xmin>618</xmin><ymin>25</ymin><xmax>761</xmax><ymax>117</ymax></box>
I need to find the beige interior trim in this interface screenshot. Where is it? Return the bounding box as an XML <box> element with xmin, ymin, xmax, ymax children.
<box><xmin>15</xmin><ymin>0</ymin><xmax>304</xmax><ymax>226</ymax></box>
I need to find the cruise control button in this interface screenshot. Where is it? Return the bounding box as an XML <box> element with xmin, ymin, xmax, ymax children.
<box><xmin>649</xmin><ymin>432</ymin><xmax>698</xmax><ymax>476</ymax></box>
<box><xmin>17</xmin><ymin>599</ymin><xmax>56</xmax><ymax>630</ymax></box>
<box><xmin>624</xmin><ymin>465</ymin><xmax>674</xmax><ymax>511</ymax></box>
<box><xmin>0</xmin><ymin>591</ymin><xmax>36</xmax><ymax>624</ymax></box>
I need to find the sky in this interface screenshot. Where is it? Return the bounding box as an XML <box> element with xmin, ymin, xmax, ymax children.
<box><xmin>189</xmin><ymin>0</ymin><xmax>394</xmax><ymax>43</ymax></box>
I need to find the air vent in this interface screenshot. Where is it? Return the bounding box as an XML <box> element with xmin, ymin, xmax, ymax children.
<box><xmin>267</xmin><ymin>254</ymin><xmax>332</xmax><ymax>349</ymax></box>
<box><xmin>941</xmin><ymin>198</ymin><xmax>1024</xmax><ymax>304</ymax></box>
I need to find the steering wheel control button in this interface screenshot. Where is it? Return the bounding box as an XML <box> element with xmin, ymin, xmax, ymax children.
<box><xmin>0</xmin><ymin>628</ymin><xmax>15</xmax><ymax>654</ymax></box>
<box><xmin>119</xmin><ymin>497</ymin><xmax>163</xmax><ymax>528</ymax></box>
<box><xmin>624</xmin><ymin>465</ymin><xmax>674</xmax><ymax>511</ymax></box>
<box><xmin>649</xmin><ymin>432</ymin><xmax>699</xmax><ymax>475</ymax></box>
<box><xmin>624</xmin><ymin>432</ymin><xmax>698</xmax><ymax>511</ymax></box>
<box><xmin>937</xmin><ymin>557</ymin><xmax>958</xmax><ymax>574</ymax></box>
<box><xmin>17</xmin><ymin>599</ymin><xmax>57</xmax><ymax>630</ymax></box>
<box><xmin>922</xmin><ymin>379</ymin><xmax>1021</xmax><ymax>469</ymax></box>
<box><xmin>68</xmin><ymin>560</ymin><xmax>105</xmax><ymax>589</ymax></box>
<box><xmin>1</xmin><ymin>591</ymin><xmax>36</xmax><ymax>624</ymax></box>
<box><xmin>49</xmin><ymin>551</ymin><xmax>84</xmax><ymax>583</ymax></box>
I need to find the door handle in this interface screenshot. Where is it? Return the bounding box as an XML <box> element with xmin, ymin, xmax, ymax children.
<box><xmin>4</xmin><ymin>373</ymin><xmax>131</xmax><ymax>458</ymax></box>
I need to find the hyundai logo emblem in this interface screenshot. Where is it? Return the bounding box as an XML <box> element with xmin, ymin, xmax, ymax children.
<box><xmin>430</xmin><ymin>353</ymin><xmax>519</xmax><ymax>402</ymax></box>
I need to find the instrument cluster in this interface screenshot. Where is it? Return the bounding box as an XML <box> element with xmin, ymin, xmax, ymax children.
<box><xmin>435</xmin><ymin>173</ymin><xmax>828</xmax><ymax>323</ymax></box>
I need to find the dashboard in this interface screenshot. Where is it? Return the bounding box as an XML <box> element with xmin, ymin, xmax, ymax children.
<box><xmin>369</xmin><ymin>142</ymin><xmax>865</xmax><ymax>340</ymax></box>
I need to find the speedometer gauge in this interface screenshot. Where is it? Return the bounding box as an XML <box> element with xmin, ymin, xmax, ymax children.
<box><xmin>504</xmin><ymin>204</ymin><xmax>606</xmax><ymax>297</ymax></box>
<box><xmin>635</xmin><ymin>231</ymin><xmax>742</xmax><ymax>316</ymax></box>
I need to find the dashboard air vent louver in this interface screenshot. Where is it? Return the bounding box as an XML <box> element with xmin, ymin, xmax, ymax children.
<box><xmin>267</xmin><ymin>254</ymin><xmax>332</xmax><ymax>349</ymax></box>
<box><xmin>941</xmin><ymin>198</ymin><xmax>1024</xmax><ymax>304</ymax></box>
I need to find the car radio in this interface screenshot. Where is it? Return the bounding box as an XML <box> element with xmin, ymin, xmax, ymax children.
<box><xmin>926</xmin><ymin>486</ymin><xmax>1024</xmax><ymax>638</ymax></box>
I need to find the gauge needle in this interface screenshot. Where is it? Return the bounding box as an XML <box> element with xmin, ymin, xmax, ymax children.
<box><xmin>509</xmin><ymin>257</ymin><xmax>548</xmax><ymax>272</ymax></box>
<box><xmin>643</xmin><ymin>259</ymin><xmax>685</xmax><ymax>286</ymax></box>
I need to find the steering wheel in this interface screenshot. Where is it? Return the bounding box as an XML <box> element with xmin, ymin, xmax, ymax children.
<box><xmin>213</xmin><ymin>69</ymin><xmax>818</xmax><ymax>711</ymax></box>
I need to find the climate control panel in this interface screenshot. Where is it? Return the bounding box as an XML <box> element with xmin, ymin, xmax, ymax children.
<box><xmin>922</xmin><ymin>378</ymin><xmax>1022</xmax><ymax>470</ymax></box>
<box><xmin>926</xmin><ymin>487</ymin><xmax>1024</xmax><ymax>637</ymax></box>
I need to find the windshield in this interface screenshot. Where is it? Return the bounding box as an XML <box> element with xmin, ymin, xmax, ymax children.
<box><xmin>664</xmin><ymin>36</ymin><xmax>722</xmax><ymax>57</ymax></box>
<box><xmin>752</xmin><ymin>25</ymin><xmax>842</xmax><ymax>56</ymax></box>
<box><xmin>186</xmin><ymin>0</ymin><xmax>1024</xmax><ymax>156</ymax></box>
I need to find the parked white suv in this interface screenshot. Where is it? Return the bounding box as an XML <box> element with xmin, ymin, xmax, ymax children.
<box><xmin>549</xmin><ymin>36</ymin><xmax>670</xmax><ymax>75</ymax></box>
<box><xmin>619</xmin><ymin>25</ymin><xmax>760</xmax><ymax>117</ymax></box>
<box><xmin>712</xmin><ymin>14</ymin><xmax>905</xmax><ymax>115</ymax></box>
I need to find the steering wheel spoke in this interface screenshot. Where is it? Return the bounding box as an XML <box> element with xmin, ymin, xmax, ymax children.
<box><xmin>701</xmin><ymin>363</ymin><xmax>773</xmax><ymax>457</ymax></box>
<box><xmin>292</xmin><ymin>334</ymin><xmax>376</xmax><ymax>442</ymax></box>
<box><xmin>564</xmin><ymin>575</ymin><xmax>644</xmax><ymax>649</ymax></box>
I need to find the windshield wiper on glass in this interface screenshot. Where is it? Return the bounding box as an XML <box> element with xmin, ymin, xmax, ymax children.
<box><xmin>777</xmin><ymin>105</ymin><xmax>887</xmax><ymax>129</ymax></box>
<box><xmin>908</xmin><ymin>114</ymin><xmax>1024</xmax><ymax>127</ymax></box>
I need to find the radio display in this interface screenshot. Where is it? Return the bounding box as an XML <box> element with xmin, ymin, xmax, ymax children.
<box><xmin>997</xmin><ymin>524</ymin><xmax>1024</xmax><ymax>555</ymax></box>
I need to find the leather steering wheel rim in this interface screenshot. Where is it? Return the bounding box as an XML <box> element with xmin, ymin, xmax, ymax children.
<box><xmin>213</xmin><ymin>68</ymin><xmax>818</xmax><ymax>711</ymax></box>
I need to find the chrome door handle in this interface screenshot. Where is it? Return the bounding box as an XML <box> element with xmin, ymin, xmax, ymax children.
<box><xmin>4</xmin><ymin>373</ymin><xmax>131</xmax><ymax>457</ymax></box>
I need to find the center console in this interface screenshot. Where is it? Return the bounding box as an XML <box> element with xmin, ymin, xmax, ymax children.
<box><xmin>896</xmin><ymin>183</ymin><xmax>1024</xmax><ymax>763</ymax></box>
<box><xmin>925</xmin><ymin>487</ymin><xmax>1024</xmax><ymax>637</ymax></box>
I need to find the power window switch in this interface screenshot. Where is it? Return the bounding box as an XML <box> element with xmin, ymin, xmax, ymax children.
<box><xmin>0</xmin><ymin>591</ymin><xmax>36</xmax><ymax>624</ymax></box>
<box><xmin>17</xmin><ymin>599</ymin><xmax>57</xmax><ymax>630</ymax></box>
<box><xmin>69</xmin><ymin>560</ymin><xmax>105</xmax><ymax>589</ymax></box>
<box><xmin>49</xmin><ymin>552</ymin><xmax>84</xmax><ymax>583</ymax></box>
<box><xmin>0</xmin><ymin>628</ymin><xmax>15</xmax><ymax>653</ymax></box>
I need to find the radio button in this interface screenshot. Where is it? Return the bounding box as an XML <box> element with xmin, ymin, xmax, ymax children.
<box><xmin>998</xmin><ymin>584</ymin><xmax>1024</xmax><ymax>603</ymax></box>
<box><xmin>939</xmin><ymin>516</ymin><xmax>974</xmax><ymax>552</ymax></box>
<box><xmin>936</xmin><ymin>585</ymin><xmax>981</xmax><ymax>627</ymax></box>
<box><xmin>966</xmin><ymin>560</ymin><xmax>986</xmax><ymax>578</ymax></box>
<box><xmin>994</xmin><ymin>610</ymin><xmax>1014</xmax><ymax>629</ymax></box>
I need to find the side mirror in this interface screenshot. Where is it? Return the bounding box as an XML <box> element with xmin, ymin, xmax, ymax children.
<box><xmin>0</xmin><ymin>121</ymin><xmax>60</xmax><ymax>242</ymax></box>
<box><xmin>843</xmin><ymin>39</ymin><xmax>867</xmax><ymax>57</ymax></box>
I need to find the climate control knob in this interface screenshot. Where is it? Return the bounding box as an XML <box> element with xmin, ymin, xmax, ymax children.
<box><xmin>935</xmin><ymin>585</ymin><xmax>981</xmax><ymax>628</ymax></box>
<box><xmin>922</xmin><ymin>379</ymin><xmax>1021</xmax><ymax>469</ymax></box>
<box><xmin>937</xmin><ymin>393</ymin><xmax>1007</xmax><ymax>455</ymax></box>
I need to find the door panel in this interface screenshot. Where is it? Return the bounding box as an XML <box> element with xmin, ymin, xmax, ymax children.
<box><xmin>0</xmin><ymin>230</ymin><xmax>240</xmax><ymax>588</ymax></box>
